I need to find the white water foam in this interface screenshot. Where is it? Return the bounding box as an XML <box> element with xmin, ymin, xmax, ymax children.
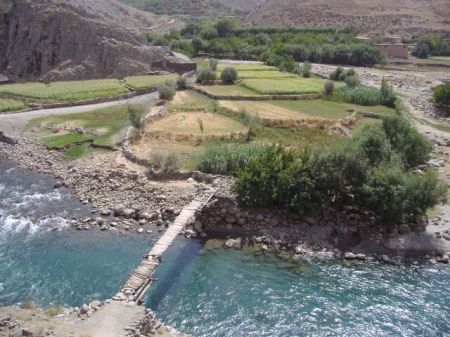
<box><xmin>0</xmin><ymin>214</ymin><xmax>70</xmax><ymax>239</ymax></box>
<box><xmin>13</xmin><ymin>191</ymin><xmax>63</xmax><ymax>208</ymax></box>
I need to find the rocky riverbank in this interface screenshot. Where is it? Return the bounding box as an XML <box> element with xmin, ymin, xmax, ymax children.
<box><xmin>1</xmin><ymin>132</ymin><xmax>449</xmax><ymax>264</ymax></box>
<box><xmin>0</xmin><ymin>300</ymin><xmax>189</xmax><ymax>337</ymax></box>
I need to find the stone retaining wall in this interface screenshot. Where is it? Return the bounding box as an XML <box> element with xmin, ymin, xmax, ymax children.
<box><xmin>194</xmin><ymin>196</ymin><xmax>426</xmax><ymax>246</ymax></box>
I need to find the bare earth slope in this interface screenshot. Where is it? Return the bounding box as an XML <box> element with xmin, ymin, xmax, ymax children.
<box><xmin>0</xmin><ymin>0</ymin><xmax>181</xmax><ymax>82</ymax></box>
<box><xmin>245</xmin><ymin>0</ymin><xmax>450</xmax><ymax>36</ymax></box>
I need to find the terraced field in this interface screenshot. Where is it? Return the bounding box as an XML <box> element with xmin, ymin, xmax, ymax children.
<box><xmin>124</xmin><ymin>74</ymin><xmax>178</xmax><ymax>90</ymax></box>
<box><xmin>0</xmin><ymin>99</ymin><xmax>28</xmax><ymax>113</ymax></box>
<box><xmin>147</xmin><ymin>111</ymin><xmax>247</xmax><ymax>136</ymax></box>
<box><xmin>0</xmin><ymin>80</ymin><xmax>129</xmax><ymax>103</ymax></box>
<box><xmin>240</xmin><ymin>78</ymin><xmax>338</xmax><ymax>95</ymax></box>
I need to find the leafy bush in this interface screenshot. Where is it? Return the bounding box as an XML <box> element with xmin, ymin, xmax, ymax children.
<box><xmin>412</xmin><ymin>35</ymin><xmax>450</xmax><ymax>59</ymax></box>
<box><xmin>382</xmin><ymin>115</ymin><xmax>432</xmax><ymax>168</ymax></box>
<box><xmin>330</xmin><ymin>67</ymin><xmax>357</xmax><ymax>82</ymax></box>
<box><xmin>277</xmin><ymin>55</ymin><xmax>297</xmax><ymax>73</ymax></box>
<box><xmin>220</xmin><ymin>66</ymin><xmax>238</xmax><ymax>84</ymax></box>
<box><xmin>232</xmin><ymin>121</ymin><xmax>445</xmax><ymax>226</ymax></box>
<box><xmin>128</xmin><ymin>104</ymin><xmax>147</xmax><ymax>129</ymax></box>
<box><xmin>234</xmin><ymin>145</ymin><xmax>298</xmax><ymax>207</ymax></box>
<box><xmin>196</xmin><ymin>68</ymin><xmax>216</xmax><ymax>84</ymax></box>
<box><xmin>380</xmin><ymin>78</ymin><xmax>396</xmax><ymax>107</ymax></box>
<box><xmin>302</xmin><ymin>61</ymin><xmax>312</xmax><ymax>78</ymax></box>
<box><xmin>215</xmin><ymin>18</ymin><xmax>235</xmax><ymax>38</ymax></box>
<box><xmin>434</xmin><ymin>83</ymin><xmax>450</xmax><ymax>115</ymax></box>
<box><xmin>159</xmin><ymin>84</ymin><xmax>176</xmax><ymax>100</ymax></box>
<box><xmin>196</xmin><ymin>143</ymin><xmax>266</xmax><ymax>175</ymax></box>
<box><xmin>209</xmin><ymin>59</ymin><xmax>218</xmax><ymax>71</ymax></box>
<box><xmin>176</xmin><ymin>76</ymin><xmax>187</xmax><ymax>89</ymax></box>
<box><xmin>324</xmin><ymin>81</ymin><xmax>335</xmax><ymax>96</ymax></box>
<box><xmin>412</xmin><ymin>41</ymin><xmax>430</xmax><ymax>58</ymax></box>
<box><xmin>345</xmin><ymin>75</ymin><xmax>359</xmax><ymax>87</ymax></box>
<box><xmin>329</xmin><ymin>67</ymin><xmax>344</xmax><ymax>81</ymax></box>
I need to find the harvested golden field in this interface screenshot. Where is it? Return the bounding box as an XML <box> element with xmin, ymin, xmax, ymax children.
<box><xmin>146</xmin><ymin>111</ymin><xmax>248</xmax><ymax>135</ymax></box>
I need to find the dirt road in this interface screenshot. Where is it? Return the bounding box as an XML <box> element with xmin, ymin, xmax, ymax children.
<box><xmin>0</xmin><ymin>93</ymin><xmax>158</xmax><ymax>138</ymax></box>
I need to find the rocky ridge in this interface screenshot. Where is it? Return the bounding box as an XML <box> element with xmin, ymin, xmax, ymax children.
<box><xmin>0</xmin><ymin>0</ymin><xmax>182</xmax><ymax>82</ymax></box>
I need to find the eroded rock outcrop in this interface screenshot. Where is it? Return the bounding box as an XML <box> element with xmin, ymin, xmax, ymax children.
<box><xmin>0</xmin><ymin>0</ymin><xmax>183</xmax><ymax>81</ymax></box>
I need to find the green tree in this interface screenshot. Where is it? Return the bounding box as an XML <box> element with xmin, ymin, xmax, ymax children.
<box><xmin>216</xmin><ymin>18</ymin><xmax>235</xmax><ymax>38</ymax></box>
<box><xmin>220</xmin><ymin>66</ymin><xmax>238</xmax><ymax>84</ymax></box>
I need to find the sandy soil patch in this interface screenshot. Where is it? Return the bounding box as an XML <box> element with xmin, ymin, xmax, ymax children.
<box><xmin>219</xmin><ymin>100</ymin><xmax>310</xmax><ymax>120</ymax></box>
<box><xmin>145</xmin><ymin>111</ymin><xmax>247</xmax><ymax>136</ymax></box>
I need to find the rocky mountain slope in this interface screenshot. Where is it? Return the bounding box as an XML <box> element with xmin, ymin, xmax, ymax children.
<box><xmin>0</xmin><ymin>0</ymin><xmax>183</xmax><ymax>82</ymax></box>
<box><xmin>244</xmin><ymin>0</ymin><xmax>450</xmax><ymax>36</ymax></box>
<box><xmin>119</xmin><ymin>0</ymin><xmax>266</xmax><ymax>18</ymax></box>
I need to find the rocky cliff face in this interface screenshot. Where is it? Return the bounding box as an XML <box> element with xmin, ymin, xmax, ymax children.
<box><xmin>0</xmin><ymin>0</ymin><xmax>182</xmax><ymax>82</ymax></box>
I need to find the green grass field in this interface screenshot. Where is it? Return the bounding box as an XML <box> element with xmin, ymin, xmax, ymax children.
<box><xmin>0</xmin><ymin>99</ymin><xmax>28</xmax><ymax>113</ymax></box>
<box><xmin>195</xmin><ymin>84</ymin><xmax>260</xmax><ymax>96</ymax></box>
<box><xmin>32</xmin><ymin>105</ymin><xmax>134</xmax><ymax>156</ymax></box>
<box><xmin>217</xmin><ymin>63</ymin><xmax>277</xmax><ymax>72</ymax></box>
<box><xmin>124</xmin><ymin>74</ymin><xmax>178</xmax><ymax>89</ymax></box>
<box><xmin>0</xmin><ymin>80</ymin><xmax>129</xmax><ymax>103</ymax></box>
<box><xmin>241</xmin><ymin>77</ymin><xmax>338</xmax><ymax>95</ymax></box>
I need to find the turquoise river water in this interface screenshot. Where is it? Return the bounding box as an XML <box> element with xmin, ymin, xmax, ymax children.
<box><xmin>1</xmin><ymin>159</ymin><xmax>449</xmax><ymax>336</ymax></box>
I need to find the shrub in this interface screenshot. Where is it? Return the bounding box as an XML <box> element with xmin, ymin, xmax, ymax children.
<box><xmin>380</xmin><ymin>78</ymin><xmax>396</xmax><ymax>107</ymax></box>
<box><xmin>434</xmin><ymin>83</ymin><xmax>450</xmax><ymax>115</ymax></box>
<box><xmin>128</xmin><ymin>104</ymin><xmax>146</xmax><ymax>129</ymax></box>
<box><xmin>382</xmin><ymin>115</ymin><xmax>432</xmax><ymax>168</ymax></box>
<box><xmin>354</xmin><ymin>125</ymin><xmax>391</xmax><ymax>166</ymax></box>
<box><xmin>312</xmin><ymin>140</ymin><xmax>368</xmax><ymax>205</ymax></box>
<box><xmin>150</xmin><ymin>152</ymin><xmax>165</xmax><ymax>170</ymax></box>
<box><xmin>234</xmin><ymin>145</ymin><xmax>298</xmax><ymax>208</ymax></box>
<box><xmin>231</xmin><ymin>120</ymin><xmax>444</xmax><ymax>226</ymax></box>
<box><xmin>159</xmin><ymin>84</ymin><xmax>176</xmax><ymax>100</ymax></box>
<box><xmin>278</xmin><ymin>55</ymin><xmax>297</xmax><ymax>73</ymax></box>
<box><xmin>345</xmin><ymin>75</ymin><xmax>360</xmax><ymax>87</ymax></box>
<box><xmin>176</xmin><ymin>76</ymin><xmax>187</xmax><ymax>89</ymax></box>
<box><xmin>302</xmin><ymin>61</ymin><xmax>312</xmax><ymax>78</ymax></box>
<box><xmin>215</xmin><ymin>18</ymin><xmax>235</xmax><ymax>38</ymax></box>
<box><xmin>209</xmin><ymin>59</ymin><xmax>218</xmax><ymax>71</ymax></box>
<box><xmin>163</xmin><ymin>153</ymin><xmax>181</xmax><ymax>172</ymax></box>
<box><xmin>220</xmin><ymin>66</ymin><xmax>238</xmax><ymax>84</ymax></box>
<box><xmin>324</xmin><ymin>81</ymin><xmax>335</xmax><ymax>96</ymax></box>
<box><xmin>329</xmin><ymin>67</ymin><xmax>344</xmax><ymax>81</ymax></box>
<box><xmin>196</xmin><ymin>143</ymin><xmax>266</xmax><ymax>175</ymax></box>
<box><xmin>196</xmin><ymin>68</ymin><xmax>216</xmax><ymax>84</ymax></box>
<box><xmin>412</xmin><ymin>41</ymin><xmax>430</xmax><ymax>59</ymax></box>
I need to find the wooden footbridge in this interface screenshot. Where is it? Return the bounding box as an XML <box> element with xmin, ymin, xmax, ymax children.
<box><xmin>116</xmin><ymin>189</ymin><xmax>216</xmax><ymax>303</ymax></box>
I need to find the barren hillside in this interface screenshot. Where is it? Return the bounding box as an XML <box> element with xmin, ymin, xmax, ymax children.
<box><xmin>49</xmin><ymin>0</ymin><xmax>180</xmax><ymax>31</ymax></box>
<box><xmin>245</xmin><ymin>0</ymin><xmax>450</xmax><ymax>36</ymax></box>
<box><xmin>119</xmin><ymin>0</ymin><xmax>265</xmax><ymax>18</ymax></box>
<box><xmin>0</xmin><ymin>0</ymin><xmax>184</xmax><ymax>82</ymax></box>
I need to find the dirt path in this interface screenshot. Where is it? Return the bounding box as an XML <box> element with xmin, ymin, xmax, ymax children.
<box><xmin>77</xmin><ymin>302</ymin><xmax>145</xmax><ymax>337</ymax></box>
<box><xmin>0</xmin><ymin>93</ymin><xmax>158</xmax><ymax>138</ymax></box>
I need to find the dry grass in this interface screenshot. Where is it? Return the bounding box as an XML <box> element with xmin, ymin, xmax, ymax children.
<box><xmin>145</xmin><ymin>111</ymin><xmax>247</xmax><ymax>135</ymax></box>
<box><xmin>219</xmin><ymin>100</ymin><xmax>311</xmax><ymax>120</ymax></box>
